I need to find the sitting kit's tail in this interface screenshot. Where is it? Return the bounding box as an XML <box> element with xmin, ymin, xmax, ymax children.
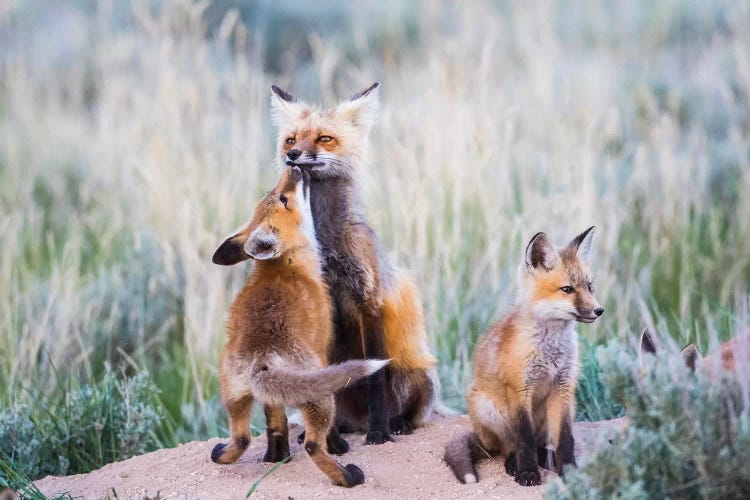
<box><xmin>251</xmin><ymin>359</ymin><xmax>389</xmax><ymax>407</ymax></box>
<box><xmin>443</xmin><ymin>432</ymin><xmax>484</xmax><ymax>484</ymax></box>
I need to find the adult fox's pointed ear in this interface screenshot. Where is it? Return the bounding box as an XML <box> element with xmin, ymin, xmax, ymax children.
<box><xmin>524</xmin><ymin>232</ymin><xmax>559</xmax><ymax>271</ymax></box>
<box><xmin>270</xmin><ymin>84</ymin><xmax>302</xmax><ymax>128</ymax></box>
<box><xmin>337</xmin><ymin>82</ymin><xmax>379</xmax><ymax>132</ymax></box>
<box><xmin>568</xmin><ymin>226</ymin><xmax>596</xmax><ymax>265</ymax></box>
<box><xmin>212</xmin><ymin>232</ymin><xmax>251</xmax><ymax>266</ymax></box>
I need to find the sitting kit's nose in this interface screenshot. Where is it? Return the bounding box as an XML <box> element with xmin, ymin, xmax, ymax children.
<box><xmin>287</xmin><ymin>149</ymin><xmax>301</xmax><ymax>160</ymax></box>
<box><xmin>594</xmin><ymin>307</ymin><xmax>605</xmax><ymax>317</ymax></box>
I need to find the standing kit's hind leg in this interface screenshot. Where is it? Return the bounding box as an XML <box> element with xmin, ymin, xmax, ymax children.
<box><xmin>263</xmin><ymin>404</ymin><xmax>290</xmax><ymax>463</ymax></box>
<box><xmin>301</xmin><ymin>397</ymin><xmax>365</xmax><ymax>487</ymax></box>
<box><xmin>211</xmin><ymin>395</ymin><xmax>254</xmax><ymax>464</ymax></box>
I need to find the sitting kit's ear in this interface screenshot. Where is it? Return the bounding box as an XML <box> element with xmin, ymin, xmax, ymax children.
<box><xmin>212</xmin><ymin>233</ymin><xmax>250</xmax><ymax>266</ymax></box>
<box><xmin>524</xmin><ymin>232</ymin><xmax>559</xmax><ymax>271</ymax></box>
<box><xmin>568</xmin><ymin>226</ymin><xmax>596</xmax><ymax>265</ymax></box>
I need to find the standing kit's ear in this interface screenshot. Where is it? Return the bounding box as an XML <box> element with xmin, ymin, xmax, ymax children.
<box><xmin>212</xmin><ymin>233</ymin><xmax>251</xmax><ymax>266</ymax></box>
<box><xmin>524</xmin><ymin>232</ymin><xmax>560</xmax><ymax>271</ymax></box>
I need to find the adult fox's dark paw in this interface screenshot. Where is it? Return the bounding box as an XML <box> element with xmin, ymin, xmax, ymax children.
<box><xmin>389</xmin><ymin>416</ymin><xmax>413</xmax><ymax>435</ymax></box>
<box><xmin>327</xmin><ymin>434</ymin><xmax>350</xmax><ymax>455</ymax></box>
<box><xmin>364</xmin><ymin>429</ymin><xmax>393</xmax><ymax>445</ymax></box>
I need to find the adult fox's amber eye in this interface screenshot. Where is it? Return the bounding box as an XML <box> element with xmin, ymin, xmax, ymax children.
<box><xmin>318</xmin><ymin>135</ymin><xmax>332</xmax><ymax>143</ymax></box>
<box><xmin>285</xmin><ymin>137</ymin><xmax>295</xmax><ymax>145</ymax></box>
<box><xmin>280</xmin><ymin>194</ymin><xmax>288</xmax><ymax>208</ymax></box>
<box><xmin>560</xmin><ymin>286</ymin><xmax>574</xmax><ymax>294</ymax></box>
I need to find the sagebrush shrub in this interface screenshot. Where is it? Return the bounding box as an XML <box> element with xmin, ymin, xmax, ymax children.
<box><xmin>0</xmin><ymin>371</ymin><xmax>163</xmax><ymax>481</ymax></box>
<box><xmin>546</xmin><ymin>342</ymin><xmax>750</xmax><ymax>499</ymax></box>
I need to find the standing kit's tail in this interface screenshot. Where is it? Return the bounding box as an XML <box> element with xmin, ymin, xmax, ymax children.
<box><xmin>250</xmin><ymin>359</ymin><xmax>390</xmax><ymax>406</ymax></box>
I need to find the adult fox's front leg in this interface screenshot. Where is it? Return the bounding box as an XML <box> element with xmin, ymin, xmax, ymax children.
<box><xmin>362</xmin><ymin>309</ymin><xmax>392</xmax><ymax>444</ymax></box>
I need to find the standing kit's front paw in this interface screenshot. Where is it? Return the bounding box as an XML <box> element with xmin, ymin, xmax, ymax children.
<box><xmin>515</xmin><ymin>467</ymin><xmax>541</xmax><ymax>487</ymax></box>
<box><xmin>342</xmin><ymin>463</ymin><xmax>365</xmax><ymax>487</ymax></box>
<box><xmin>364</xmin><ymin>429</ymin><xmax>393</xmax><ymax>445</ymax></box>
<box><xmin>210</xmin><ymin>442</ymin><xmax>228</xmax><ymax>464</ymax></box>
<box><xmin>388</xmin><ymin>416</ymin><xmax>413</xmax><ymax>436</ymax></box>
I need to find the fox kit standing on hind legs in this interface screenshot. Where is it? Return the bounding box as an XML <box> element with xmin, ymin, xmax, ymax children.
<box><xmin>269</xmin><ymin>83</ymin><xmax>440</xmax><ymax>445</ymax></box>
<box><xmin>210</xmin><ymin>166</ymin><xmax>388</xmax><ymax>487</ymax></box>
<box><xmin>444</xmin><ymin>227</ymin><xmax>604</xmax><ymax>486</ymax></box>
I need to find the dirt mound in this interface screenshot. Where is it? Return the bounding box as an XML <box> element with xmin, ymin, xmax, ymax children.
<box><xmin>35</xmin><ymin>416</ymin><xmax>622</xmax><ymax>499</ymax></box>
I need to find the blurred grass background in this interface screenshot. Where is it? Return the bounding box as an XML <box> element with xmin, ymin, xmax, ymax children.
<box><xmin>1</xmin><ymin>0</ymin><xmax>749</xmax><ymax>482</ymax></box>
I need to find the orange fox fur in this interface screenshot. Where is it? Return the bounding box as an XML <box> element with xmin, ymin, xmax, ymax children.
<box><xmin>210</xmin><ymin>166</ymin><xmax>388</xmax><ymax>487</ymax></box>
<box><xmin>444</xmin><ymin>227</ymin><xmax>604</xmax><ymax>486</ymax></box>
<box><xmin>269</xmin><ymin>83</ymin><xmax>440</xmax><ymax>444</ymax></box>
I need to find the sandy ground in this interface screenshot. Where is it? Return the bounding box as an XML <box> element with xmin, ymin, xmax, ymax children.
<box><xmin>35</xmin><ymin>416</ymin><xmax>623</xmax><ymax>500</ymax></box>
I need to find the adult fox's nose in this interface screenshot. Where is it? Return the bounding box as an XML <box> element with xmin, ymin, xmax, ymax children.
<box><xmin>287</xmin><ymin>149</ymin><xmax>301</xmax><ymax>161</ymax></box>
<box><xmin>594</xmin><ymin>307</ymin><xmax>605</xmax><ymax>317</ymax></box>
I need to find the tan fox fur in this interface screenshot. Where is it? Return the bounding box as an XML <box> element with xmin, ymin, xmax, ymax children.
<box><xmin>268</xmin><ymin>83</ymin><xmax>440</xmax><ymax>445</ymax></box>
<box><xmin>210</xmin><ymin>166</ymin><xmax>388</xmax><ymax>487</ymax></box>
<box><xmin>444</xmin><ymin>227</ymin><xmax>604</xmax><ymax>486</ymax></box>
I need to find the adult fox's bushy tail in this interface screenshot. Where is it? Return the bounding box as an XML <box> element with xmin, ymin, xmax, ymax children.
<box><xmin>250</xmin><ymin>359</ymin><xmax>390</xmax><ymax>406</ymax></box>
<box><xmin>443</xmin><ymin>432</ymin><xmax>484</xmax><ymax>484</ymax></box>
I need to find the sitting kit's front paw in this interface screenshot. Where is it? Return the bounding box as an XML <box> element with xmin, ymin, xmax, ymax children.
<box><xmin>388</xmin><ymin>416</ymin><xmax>413</xmax><ymax>436</ymax></box>
<box><xmin>515</xmin><ymin>467</ymin><xmax>541</xmax><ymax>487</ymax></box>
<box><xmin>364</xmin><ymin>429</ymin><xmax>393</xmax><ymax>445</ymax></box>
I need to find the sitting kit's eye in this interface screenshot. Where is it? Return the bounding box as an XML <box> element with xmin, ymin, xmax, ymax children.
<box><xmin>280</xmin><ymin>194</ymin><xmax>288</xmax><ymax>208</ymax></box>
<box><xmin>317</xmin><ymin>135</ymin><xmax>332</xmax><ymax>143</ymax></box>
<box><xmin>285</xmin><ymin>137</ymin><xmax>295</xmax><ymax>145</ymax></box>
<box><xmin>560</xmin><ymin>286</ymin><xmax>574</xmax><ymax>294</ymax></box>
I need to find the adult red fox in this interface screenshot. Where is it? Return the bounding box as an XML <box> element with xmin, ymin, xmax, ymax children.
<box><xmin>210</xmin><ymin>166</ymin><xmax>388</xmax><ymax>487</ymax></box>
<box><xmin>268</xmin><ymin>83</ymin><xmax>441</xmax><ymax>445</ymax></box>
<box><xmin>444</xmin><ymin>228</ymin><xmax>604</xmax><ymax>486</ymax></box>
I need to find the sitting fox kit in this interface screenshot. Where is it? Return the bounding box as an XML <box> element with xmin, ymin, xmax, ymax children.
<box><xmin>269</xmin><ymin>83</ymin><xmax>439</xmax><ymax>444</ymax></box>
<box><xmin>210</xmin><ymin>166</ymin><xmax>388</xmax><ymax>487</ymax></box>
<box><xmin>444</xmin><ymin>227</ymin><xmax>603</xmax><ymax>486</ymax></box>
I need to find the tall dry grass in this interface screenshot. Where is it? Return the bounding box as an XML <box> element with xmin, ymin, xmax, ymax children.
<box><xmin>1</xmin><ymin>0</ymin><xmax>749</xmax><ymax>442</ymax></box>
